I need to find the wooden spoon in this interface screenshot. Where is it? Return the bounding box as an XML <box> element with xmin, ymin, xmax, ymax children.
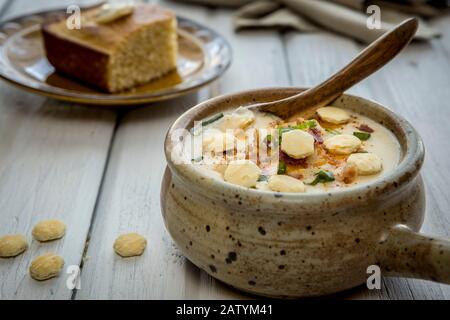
<box><xmin>248</xmin><ymin>18</ymin><xmax>418</xmax><ymax>119</ymax></box>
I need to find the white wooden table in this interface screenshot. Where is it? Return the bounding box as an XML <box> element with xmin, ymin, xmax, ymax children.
<box><xmin>0</xmin><ymin>0</ymin><xmax>449</xmax><ymax>300</ymax></box>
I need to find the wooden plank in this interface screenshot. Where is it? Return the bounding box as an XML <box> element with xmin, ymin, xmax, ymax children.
<box><xmin>285</xmin><ymin>18</ymin><xmax>450</xmax><ymax>299</ymax></box>
<box><xmin>0</xmin><ymin>0</ymin><xmax>115</xmax><ymax>300</ymax></box>
<box><xmin>77</xmin><ymin>1</ymin><xmax>289</xmax><ymax>299</ymax></box>
<box><xmin>430</xmin><ymin>14</ymin><xmax>450</xmax><ymax>302</ymax></box>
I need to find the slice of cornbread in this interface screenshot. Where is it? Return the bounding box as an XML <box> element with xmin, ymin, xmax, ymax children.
<box><xmin>42</xmin><ymin>4</ymin><xmax>178</xmax><ymax>93</ymax></box>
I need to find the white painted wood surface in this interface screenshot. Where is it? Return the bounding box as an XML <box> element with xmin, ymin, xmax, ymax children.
<box><xmin>0</xmin><ymin>0</ymin><xmax>113</xmax><ymax>300</ymax></box>
<box><xmin>0</xmin><ymin>0</ymin><xmax>448</xmax><ymax>299</ymax></box>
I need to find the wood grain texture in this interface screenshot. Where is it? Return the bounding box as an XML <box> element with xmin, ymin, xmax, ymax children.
<box><xmin>0</xmin><ymin>0</ymin><xmax>114</xmax><ymax>300</ymax></box>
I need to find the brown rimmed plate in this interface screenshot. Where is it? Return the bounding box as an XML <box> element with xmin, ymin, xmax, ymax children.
<box><xmin>0</xmin><ymin>6</ymin><xmax>232</xmax><ymax>106</ymax></box>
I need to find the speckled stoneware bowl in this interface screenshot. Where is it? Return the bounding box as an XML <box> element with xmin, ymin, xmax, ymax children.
<box><xmin>162</xmin><ymin>87</ymin><xmax>450</xmax><ymax>298</ymax></box>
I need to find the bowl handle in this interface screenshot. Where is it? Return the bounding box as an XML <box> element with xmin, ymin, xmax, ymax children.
<box><xmin>377</xmin><ymin>225</ymin><xmax>450</xmax><ymax>284</ymax></box>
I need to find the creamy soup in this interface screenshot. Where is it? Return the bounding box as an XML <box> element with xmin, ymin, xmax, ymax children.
<box><xmin>185</xmin><ymin>105</ymin><xmax>401</xmax><ymax>193</ymax></box>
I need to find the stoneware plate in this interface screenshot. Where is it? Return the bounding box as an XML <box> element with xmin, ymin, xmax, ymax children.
<box><xmin>0</xmin><ymin>6</ymin><xmax>232</xmax><ymax>106</ymax></box>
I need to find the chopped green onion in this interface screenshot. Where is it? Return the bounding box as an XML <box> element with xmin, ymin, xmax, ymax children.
<box><xmin>277</xmin><ymin>120</ymin><xmax>317</xmax><ymax>142</ymax></box>
<box><xmin>325</xmin><ymin>128</ymin><xmax>341</xmax><ymax>135</ymax></box>
<box><xmin>265</xmin><ymin>134</ymin><xmax>272</xmax><ymax>144</ymax></box>
<box><xmin>353</xmin><ymin>131</ymin><xmax>371</xmax><ymax>141</ymax></box>
<box><xmin>294</xmin><ymin>120</ymin><xmax>317</xmax><ymax>130</ymax></box>
<box><xmin>202</xmin><ymin>113</ymin><xmax>224</xmax><ymax>126</ymax></box>
<box><xmin>307</xmin><ymin>170</ymin><xmax>335</xmax><ymax>186</ymax></box>
<box><xmin>277</xmin><ymin>161</ymin><xmax>287</xmax><ymax>174</ymax></box>
<box><xmin>257</xmin><ymin>175</ymin><xmax>269</xmax><ymax>182</ymax></box>
<box><xmin>278</xmin><ymin>127</ymin><xmax>291</xmax><ymax>134</ymax></box>
<box><xmin>277</xmin><ymin>127</ymin><xmax>291</xmax><ymax>142</ymax></box>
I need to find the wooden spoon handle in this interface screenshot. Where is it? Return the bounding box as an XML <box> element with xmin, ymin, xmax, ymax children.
<box><xmin>259</xmin><ymin>18</ymin><xmax>419</xmax><ymax>118</ymax></box>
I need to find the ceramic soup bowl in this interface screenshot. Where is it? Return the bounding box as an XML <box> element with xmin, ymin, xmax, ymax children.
<box><xmin>161</xmin><ymin>87</ymin><xmax>450</xmax><ymax>298</ymax></box>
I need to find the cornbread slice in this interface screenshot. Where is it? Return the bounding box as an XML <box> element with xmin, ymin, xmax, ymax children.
<box><xmin>42</xmin><ymin>4</ymin><xmax>178</xmax><ymax>92</ymax></box>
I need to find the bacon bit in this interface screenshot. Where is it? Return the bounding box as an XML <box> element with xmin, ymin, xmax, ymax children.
<box><xmin>316</xmin><ymin>145</ymin><xmax>345</xmax><ymax>166</ymax></box>
<box><xmin>339</xmin><ymin>163</ymin><xmax>358</xmax><ymax>184</ymax></box>
<box><xmin>309</xmin><ymin>127</ymin><xmax>323</xmax><ymax>144</ymax></box>
<box><xmin>287</xmin><ymin>172</ymin><xmax>304</xmax><ymax>180</ymax></box>
<box><xmin>280</xmin><ymin>151</ymin><xmax>308</xmax><ymax>167</ymax></box>
<box><xmin>358</xmin><ymin>124</ymin><xmax>374</xmax><ymax>133</ymax></box>
<box><xmin>274</xmin><ymin>119</ymin><xmax>283</xmax><ymax>125</ymax></box>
